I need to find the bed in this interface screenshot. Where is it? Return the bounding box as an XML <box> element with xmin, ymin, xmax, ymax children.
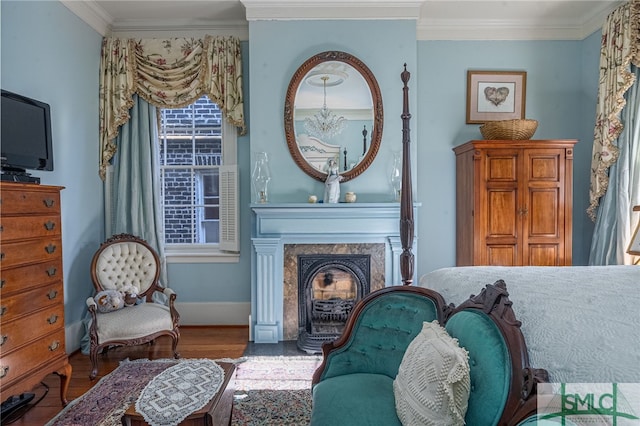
<box><xmin>419</xmin><ymin>265</ymin><xmax>640</xmax><ymax>383</ymax></box>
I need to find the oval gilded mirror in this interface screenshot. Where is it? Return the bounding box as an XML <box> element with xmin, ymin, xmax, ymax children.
<box><xmin>284</xmin><ymin>51</ymin><xmax>383</xmax><ymax>183</ymax></box>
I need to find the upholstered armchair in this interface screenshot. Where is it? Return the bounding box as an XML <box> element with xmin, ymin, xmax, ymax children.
<box><xmin>85</xmin><ymin>234</ymin><xmax>180</xmax><ymax>379</ymax></box>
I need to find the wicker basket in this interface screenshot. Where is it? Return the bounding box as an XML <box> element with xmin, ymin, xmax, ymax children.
<box><xmin>480</xmin><ymin>119</ymin><xmax>538</xmax><ymax>140</ymax></box>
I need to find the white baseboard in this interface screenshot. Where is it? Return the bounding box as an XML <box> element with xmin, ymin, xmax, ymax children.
<box><xmin>175</xmin><ymin>302</ymin><xmax>251</xmax><ymax>326</ymax></box>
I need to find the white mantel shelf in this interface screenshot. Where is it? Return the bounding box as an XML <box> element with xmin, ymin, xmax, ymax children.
<box><xmin>250</xmin><ymin>202</ymin><xmax>420</xmax><ymax>343</ymax></box>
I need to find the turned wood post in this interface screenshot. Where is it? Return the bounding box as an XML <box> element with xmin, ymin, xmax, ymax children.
<box><xmin>400</xmin><ymin>64</ymin><xmax>414</xmax><ymax>285</ymax></box>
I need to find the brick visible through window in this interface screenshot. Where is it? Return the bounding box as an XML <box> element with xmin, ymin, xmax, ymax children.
<box><xmin>160</xmin><ymin>96</ymin><xmax>223</xmax><ymax>244</ymax></box>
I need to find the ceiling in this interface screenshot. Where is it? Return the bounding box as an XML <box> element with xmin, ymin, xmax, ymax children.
<box><xmin>62</xmin><ymin>0</ymin><xmax>623</xmax><ymax>40</ymax></box>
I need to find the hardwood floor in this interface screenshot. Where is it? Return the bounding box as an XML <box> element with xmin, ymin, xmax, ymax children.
<box><xmin>6</xmin><ymin>326</ymin><xmax>249</xmax><ymax>426</ymax></box>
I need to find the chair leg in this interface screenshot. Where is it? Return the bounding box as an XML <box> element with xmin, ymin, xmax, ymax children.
<box><xmin>172</xmin><ymin>334</ymin><xmax>180</xmax><ymax>359</ymax></box>
<box><xmin>89</xmin><ymin>346</ymin><xmax>100</xmax><ymax>380</ymax></box>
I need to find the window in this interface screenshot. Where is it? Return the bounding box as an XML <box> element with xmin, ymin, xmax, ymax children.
<box><xmin>159</xmin><ymin>95</ymin><xmax>238</xmax><ymax>262</ymax></box>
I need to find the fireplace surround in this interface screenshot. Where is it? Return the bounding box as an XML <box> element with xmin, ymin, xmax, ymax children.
<box><xmin>251</xmin><ymin>203</ymin><xmax>419</xmax><ymax>343</ymax></box>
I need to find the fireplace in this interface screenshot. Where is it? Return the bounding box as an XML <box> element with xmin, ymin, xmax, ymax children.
<box><xmin>251</xmin><ymin>203</ymin><xmax>420</xmax><ymax>344</ymax></box>
<box><xmin>297</xmin><ymin>253</ymin><xmax>371</xmax><ymax>353</ymax></box>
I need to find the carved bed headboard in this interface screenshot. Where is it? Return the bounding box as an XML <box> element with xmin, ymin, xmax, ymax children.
<box><xmin>296</xmin><ymin>133</ymin><xmax>340</xmax><ymax>173</ymax></box>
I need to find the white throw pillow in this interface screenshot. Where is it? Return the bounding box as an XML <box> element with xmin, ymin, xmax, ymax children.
<box><xmin>393</xmin><ymin>320</ymin><xmax>471</xmax><ymax>426</ymax></box>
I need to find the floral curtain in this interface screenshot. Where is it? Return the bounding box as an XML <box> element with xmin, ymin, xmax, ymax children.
<box><xmin>98</xmin><ymin>36</ymin><xmax>245</xmax><ymax>180</ymax></box>
<box><xmin>587</xmin><ymin>0</ymin><xmax>640</xmax><ymax>220</ymax></box>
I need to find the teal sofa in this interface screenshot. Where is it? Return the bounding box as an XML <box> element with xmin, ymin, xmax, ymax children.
<box><xmin>310</xmin><ymin>281</ymin><xmax>547</xmax><ymax>426</ymax></box>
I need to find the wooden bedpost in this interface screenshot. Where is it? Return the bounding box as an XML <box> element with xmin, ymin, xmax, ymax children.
<box><xmin>400</xmin><ymin>64</ymin><xmax>414</xmax><ymax>286</ymax></box>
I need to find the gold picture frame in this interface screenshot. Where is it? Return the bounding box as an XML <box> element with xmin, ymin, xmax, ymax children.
<box><xmin>466</xmin><ymin>70</ymin><xmax>527</xmax><ymax>124</ymax></box>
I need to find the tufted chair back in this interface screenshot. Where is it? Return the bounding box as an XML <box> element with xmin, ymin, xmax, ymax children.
<box><xmin>313</xmin><ymin>286</ymin><xmax>448</xmax><ymax>384</ymax></box>
<box><xmin>92</xmin><ymin>238</ymin><xmax>160</xmax><ymax>298</ymax></box>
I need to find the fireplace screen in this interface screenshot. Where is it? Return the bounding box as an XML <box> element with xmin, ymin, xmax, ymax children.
<box><xmin>298</xmin><ymin>254</ymin><xmax>370</xmax><ymax>353</ymax></box>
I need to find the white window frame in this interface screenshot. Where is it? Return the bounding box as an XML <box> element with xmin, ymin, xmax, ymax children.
<box><xmin>163</xmin><ymin>117</ymin><xmax>239</xmax><ymax>264</ymax></box>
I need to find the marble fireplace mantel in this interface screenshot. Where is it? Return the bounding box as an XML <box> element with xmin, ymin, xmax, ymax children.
<box><xmin>250</xmin><ymin>202</ymin><xmax>420</xmax><ymax>343</ymax></box>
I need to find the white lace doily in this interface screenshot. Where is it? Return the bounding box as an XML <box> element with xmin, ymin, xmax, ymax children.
<box><xmin>134</xmin><ymin>359</ymin><xmax>224</xmax><ymax>426</ymax></box>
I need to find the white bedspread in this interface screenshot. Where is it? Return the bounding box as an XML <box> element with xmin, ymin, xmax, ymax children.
<box><xmin>419</xmin><ymin>266</ymin><xmax>640</xmax><ymax>383</ymax></box>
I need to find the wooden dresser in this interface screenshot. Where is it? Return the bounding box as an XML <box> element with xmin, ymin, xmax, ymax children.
<box><xmin>453</xmin><ymin>139</ymin><xmax>576</xmax><ymax>266</ymax></box>
<box><xmin>0</xmin><ymin>182</ymin><xmax>71</xmax><ymax>405</ymax></box>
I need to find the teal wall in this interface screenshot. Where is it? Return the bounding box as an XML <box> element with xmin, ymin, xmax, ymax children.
<box><xmin>1</xmin><ymin>0</ymin><xmax>104</xmax><ymax>344</ymax></box>
<box><xmin>2</xmin><ymin>1</ymin><xmax>605</xmax><ymax>348</ymax></box>
<box><xmin>416</xmin><ymin>38</ymin><xmax>599</xmax><ymax>271</ymax></box>
<box><xmin>248</xmin><ymin>20</ymin><xmax>418</xmax><ymax>204</ymax></box>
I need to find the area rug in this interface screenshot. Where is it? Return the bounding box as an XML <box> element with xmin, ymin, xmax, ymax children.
<box><xmin>45</xmin><ymin>358</ymin><xmax>181</xmax><ymax>426</ymax></box>
<box><xmin>44</xmin><ymin>355</ymin><xmax>322</xmax><ymax>426</ymax></box>
<box><xmin>231</xmin><ymin>355</ymin><xmax>322</xmax><ymax>426</ymax></box>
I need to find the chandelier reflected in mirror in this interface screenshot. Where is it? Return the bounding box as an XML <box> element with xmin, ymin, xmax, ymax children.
<box><xmin>304</xmin><ymin>73</ymin><xmax>346</xmax><ymax>140</ymax></box>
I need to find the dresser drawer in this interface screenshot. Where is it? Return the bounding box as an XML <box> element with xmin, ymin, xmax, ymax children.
<box><xmin>0</xmin><ymin>260</ymin><xmax>62</xmax><ymax>295</ymax></box>
<box><xmin>0</xmin><ymin>237</ymin><xmax>61</xmax><ymax>269</ymax></box>
<box><xmin>0</xmin><ymin>329</ymin><xmax>66</xmax><ymax>386</ymax></box>
<box><xmin>0</xmin><ymin>282</ymin><xmax>63</xmax><ymax>321</ymax></box>
<box><xmin>0</xmin><ymin>187</ymin><xmax>61</xmax><ymax>215</ymax></box>
<box><xmin>0</xmin><ymin>215</ymin><xmax>62</xmax><ymax>242</ymax></box>
<box><xmin>0</xmin><ymin>305</ymin><xmax>64</xmax><ymax>354</ymax></box>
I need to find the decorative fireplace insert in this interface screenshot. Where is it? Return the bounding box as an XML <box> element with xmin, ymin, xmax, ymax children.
<box><xmin>297</xmin><ymin>253</ymin><xmax>371</xmax><ymax>353</ymax></box>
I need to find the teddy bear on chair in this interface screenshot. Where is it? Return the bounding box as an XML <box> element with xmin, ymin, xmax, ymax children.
<box><xmin>94</xmin><ymin>289</ymin><xmax>124</xmax><ymax>313</ymax></box>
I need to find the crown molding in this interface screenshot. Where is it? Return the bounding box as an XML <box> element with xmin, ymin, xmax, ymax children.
<box><xmin>61</xmin><ymin>0</ymin><xmax>621</xmax><ymax>41</ymax></box>
<box><xmin>417</xmin><ymin>1</ymin><xmax>620</xmax><ymax>40</ymax></box>
<box><xmin>241</xmin><ymin>0</ymin><xmax>423</xmax><ymax>20</ymax></box>
<box><xmin>60</xmin><ymin>0</ymin><xmax>112</xmax><ymax>36</ymax></box>
<box><xmin>417</xmin><ymin>19</ymin><xmax>586</xmax><ymax>40</ymax></box>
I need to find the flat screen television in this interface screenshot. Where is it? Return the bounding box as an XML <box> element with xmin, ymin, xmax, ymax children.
<box><xmin>1</xmin><ymin>89</ymin><xmax>54</xmax><ymax>173</ymax></box>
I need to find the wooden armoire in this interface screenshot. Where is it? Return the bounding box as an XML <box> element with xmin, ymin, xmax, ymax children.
<box><xmin>453</xmin><ymin>139</ymin><xmax>577</xmax><ymax>266</ymax></box>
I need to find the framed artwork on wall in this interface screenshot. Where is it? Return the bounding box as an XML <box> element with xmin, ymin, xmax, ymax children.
<box><xmin>466</xmin><ymin>70</ymin><xmax>527</xmax><ymax>124</ymax></box>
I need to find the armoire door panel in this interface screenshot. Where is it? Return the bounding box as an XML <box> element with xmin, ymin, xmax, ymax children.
<box><xmin>486</xmin><ymin>151</ymin><xmax>518</xmax><ymax>182</ymax></box>
<box><xmin>526</xmin><ymin>244</ymin><xmax>559</xmax><ymax>266</ymax></box>
<box><xmin>528</xmin><ymin>189</ymin><xmax>560</xmax><ymax>237</ymax></box>
<box><xmin>487</xmin><ymin>190</ymin><xmax>517</xmax><ymax>237</ymax></box>
<box><xmin>528</xmin><ymin>153</ymin><xmax>561</xmax><ymax>182</ymax></box>
<box><xmin>486</xmin><ymin>245</ymin><xmax>517</xmax><ymax>266</ymax></box>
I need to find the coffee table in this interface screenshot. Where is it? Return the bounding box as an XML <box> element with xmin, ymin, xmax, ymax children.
<box><xmin>122</xmin><ymin>362</ymin><xmax>235</xmax><ymax>426</ymax></box>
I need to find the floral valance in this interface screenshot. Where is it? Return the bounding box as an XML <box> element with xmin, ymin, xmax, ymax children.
<box><xmin>588</xmin><ymin>0</ymin><xmax>640</xmax><ymax>221</ymax></box>
<box><xmin>98</xmin><ymin>36</ymin><xmax>245</xmax><ymax>180</ymax></box>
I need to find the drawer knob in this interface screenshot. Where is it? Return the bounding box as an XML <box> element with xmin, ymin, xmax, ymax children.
<box><xmin>0</xmin><ymin>335</ymin><xmax>7</xmax><ymax>346</ymax></box>
<box><xmin>0</xmin><ymin>306</ymin><xmax>6</xmax><ymax>316</ymax></box>
<box><xmin>45</xmin><ymin>244</ymin><xmax>57</xmax><ymax>254</ymax></box>
<box><xmin>0</xmin><ymin>366</ymin><xmax>8</xmax><ymax>378</ymax></box>
<box><xmin>0</xmin><ymin>225</ymin><xmax>3</xmax><ymax>233</ymax></box>
<box><xmin>0</xmin><ymin>279</ymin><xmax>4</xmax><ymax>289</ymax></box>
<box><xmin>44</xmin><ymin>221</ymin><xmax>56</xmax><ymax>231</ymax></box>
<box><xmin>48</xmin><ymin>290</ymin><xmax>58</xmax><ymax>300</ymax></box>
<box><xmin>0</xmin><ymin>252</ymin><xmax>4</xmax><ymax>261</ymax></box>
<box><xmin>46</xmin><ymin>267</ymin><xmax>57</xmax><ymax>277</ymax></box>
<box><xmin>48</xmin><ymin>314</ymin><xmax>58</xmax><ymax>324</ymax></box>
<box><xmin>44</xmin><ymin>198</ymin><xmax>55</xmax><ymax>208</ymax></box>
<box><xmin>49</xmin><ymin>341</ymin><xmax>60</xmax><ymax>351</ymax></box>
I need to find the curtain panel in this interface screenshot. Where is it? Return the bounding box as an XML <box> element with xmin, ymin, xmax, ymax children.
<box><xmin>98</xmin><ymin>36</ymin><xmax>245</xmax><ymax>180</ymax></box>
<box><xmin>588</xmin><ymin>0</ymin><xmax>640</xmax><ymax>221</ymax></box>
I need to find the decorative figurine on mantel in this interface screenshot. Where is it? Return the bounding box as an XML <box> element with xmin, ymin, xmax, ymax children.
<box><xmin>324</xmin><ymin>159</ymin><xmax>343</xmax><ymax>203</ymax></box>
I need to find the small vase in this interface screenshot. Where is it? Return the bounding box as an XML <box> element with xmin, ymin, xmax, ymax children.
<box><xmin>252</xmin><ymin>152</ymin><xmax>271</xmax><ymax>203</ymax></box>
<box><xmin>345</xmin><ymin>192</ymin><xmax>356</xmax><ymax>203</ymax></box>
<box><xmin>390</xmin><ymin>152</ymin><xmax>402</xmax><ymax>202</ymax></box>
